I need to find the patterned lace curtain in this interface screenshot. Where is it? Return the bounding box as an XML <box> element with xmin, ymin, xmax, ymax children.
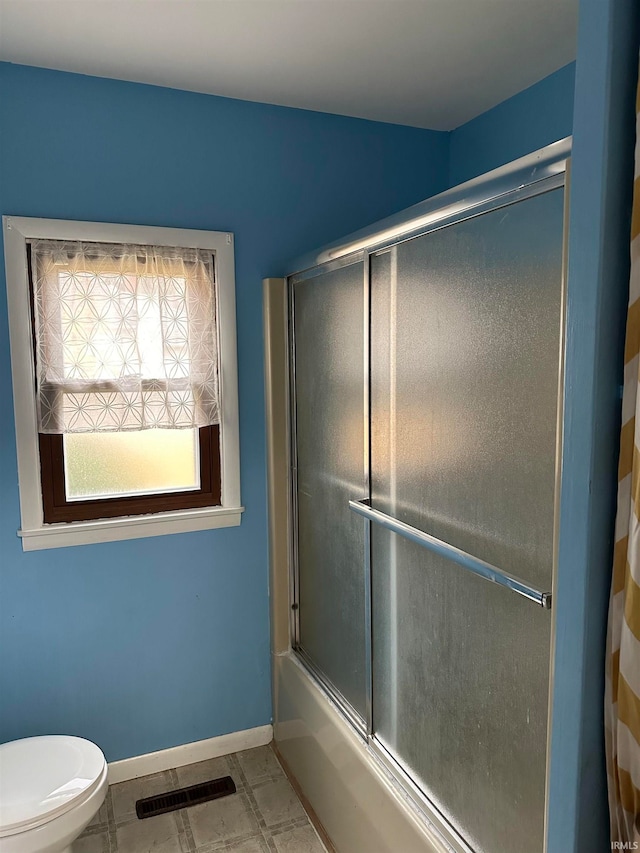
<box><xmin>30</xmin><ymin>240</ymin><xmax>219</xmax><ymax>433</ymax></box>
<box><xmin>605</xmin><ymin>55</ymin><xmax>640</xmax><ymax>844</ymax></box>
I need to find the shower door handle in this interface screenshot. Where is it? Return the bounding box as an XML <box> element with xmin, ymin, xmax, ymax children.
<box><xmin>348</xmin><ymin>498</ymin><xmax>551</xmax><ymax>609</ymax></box>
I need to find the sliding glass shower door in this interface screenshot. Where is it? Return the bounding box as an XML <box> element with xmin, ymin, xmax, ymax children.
<box><xmin>368</xmin><ymin>189</ymin><xmax>564</xmax><ymax>853</ymax></box>
<box><xmin>289</xmin><ymin>173</ymin><xmax>565</xmax><ymax>852</ymax></box>
<box><xmin>291</xmin><ymin>258</ymin><xmax>367</xmax><ymax>722</ymax></box>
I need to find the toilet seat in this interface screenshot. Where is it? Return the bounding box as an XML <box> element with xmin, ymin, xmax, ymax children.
<box><xmin>0</xmin><ymin>736</ymin><xmax>107</xmax><ymax>838</ymax></box>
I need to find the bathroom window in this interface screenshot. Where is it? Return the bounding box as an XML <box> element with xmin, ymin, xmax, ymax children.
<box><xmin>4</xmin><ymin>217</ymin><xmax>242</xmax><ymax>550</ymax></box>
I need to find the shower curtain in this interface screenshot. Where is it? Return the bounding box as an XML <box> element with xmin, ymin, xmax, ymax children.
<box><xmin>606</xmin><ymin>56</ymin><xmax>640</xmax><ymax>843</ymax></box>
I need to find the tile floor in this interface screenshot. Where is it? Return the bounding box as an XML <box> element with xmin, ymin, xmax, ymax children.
<box><xmin>74</xmin><ymin>745</ymin><xmax>328</xmax><ymax>853</ymax></box>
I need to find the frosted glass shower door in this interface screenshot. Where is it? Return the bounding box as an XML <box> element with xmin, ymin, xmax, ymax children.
<box><xmin>291</xmin><ymin>259</ymin><xmax>367</xmax><ymax>721</ymax></box>
<box><xmin>368</xmin><ymin>189</ymin><xmax>565</xmax><ymax>853</ymax></box>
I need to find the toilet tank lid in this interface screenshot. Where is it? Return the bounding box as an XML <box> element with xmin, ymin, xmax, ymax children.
<box><xmin>0</xmin><ymin>736</ymin><xmax>106</xmax><ymax>833</ymax></box>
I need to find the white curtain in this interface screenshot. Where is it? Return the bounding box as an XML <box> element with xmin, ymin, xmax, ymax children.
<box><xmin>30</xmin><ymin>240</ymin><xmax>219</xmax><ymax>433</ymax></box>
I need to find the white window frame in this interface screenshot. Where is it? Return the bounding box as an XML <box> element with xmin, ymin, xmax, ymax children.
<box><xmin>3</xmin><ymin>216</ymin><xmax>243</xmax><ymax>551</ymax></box>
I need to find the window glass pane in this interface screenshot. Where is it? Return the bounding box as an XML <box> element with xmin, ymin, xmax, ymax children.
<box><xmin>63</xmin><ymin>429</ymin><xmax>200</xmax><ymax>500</ymax></box>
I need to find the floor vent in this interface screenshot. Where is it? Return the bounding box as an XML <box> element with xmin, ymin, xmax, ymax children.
<box><xmin>136</xmin><ymin>776</ymin><xmax>236</xmax><ymax>819</ymax></box>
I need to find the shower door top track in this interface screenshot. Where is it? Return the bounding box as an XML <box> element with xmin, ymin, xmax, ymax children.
<box><xmin>287</xmin><ymin>136</ymin><xmax>571</xmax><ymax>276</ymax></box>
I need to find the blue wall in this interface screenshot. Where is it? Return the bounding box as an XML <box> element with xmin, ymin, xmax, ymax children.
<box><xmin>548</xmin><ymin>1</ymin><xmax>640</xmax><ymax>851</ymax></box>
<box><xmin>0</xmin><ymin>51</ymin><xmax>608</xmax><ymax>853</ymax></box>
<box><xmin>449</xmin><ymin>62</ymin><xmax>576</xmax><ymax>186</ymax></box>
<box><xmin>0</xmin><ymin>63</ymin><xmax>449</xmax><ymax>762</ymax></box>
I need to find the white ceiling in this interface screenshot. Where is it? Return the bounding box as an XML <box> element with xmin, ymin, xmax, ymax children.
<box><xmin>0</xmin><ymin>0</ymin><xmax>578</xmax><ymax>131</ymax></box>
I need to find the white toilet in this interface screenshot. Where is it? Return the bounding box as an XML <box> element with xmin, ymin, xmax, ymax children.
<box><xmin>0</xmin><ymin>736</ymin><xmax>108</xmax><ymax>853</ymax></box>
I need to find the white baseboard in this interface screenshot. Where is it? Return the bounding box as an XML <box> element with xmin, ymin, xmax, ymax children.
<box><xmin>108</xmin><ymin>724</ymin><xmax>273</xmax><ymax>784</ymax></box>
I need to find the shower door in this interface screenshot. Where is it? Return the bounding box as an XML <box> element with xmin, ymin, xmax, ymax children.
<box><xmin>364</xmin><ymin>187</ymin><xmax>564</xmax><ymax>853</ymax></box>
<box><xmin>289</xmin><ymin>172</ymin><xmax>565</xmax><ymax>852</ymax></box>
<box><xmin>290</xmin><ymin>256</ymin><xmax>368</xmax><ymax>725</ymax></box>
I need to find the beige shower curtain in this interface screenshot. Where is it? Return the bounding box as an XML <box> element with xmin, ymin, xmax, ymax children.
<box><xmin>606</xmin><ymin>57</ymin><xmax>640</xmax><ymax>843</ymax></box>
